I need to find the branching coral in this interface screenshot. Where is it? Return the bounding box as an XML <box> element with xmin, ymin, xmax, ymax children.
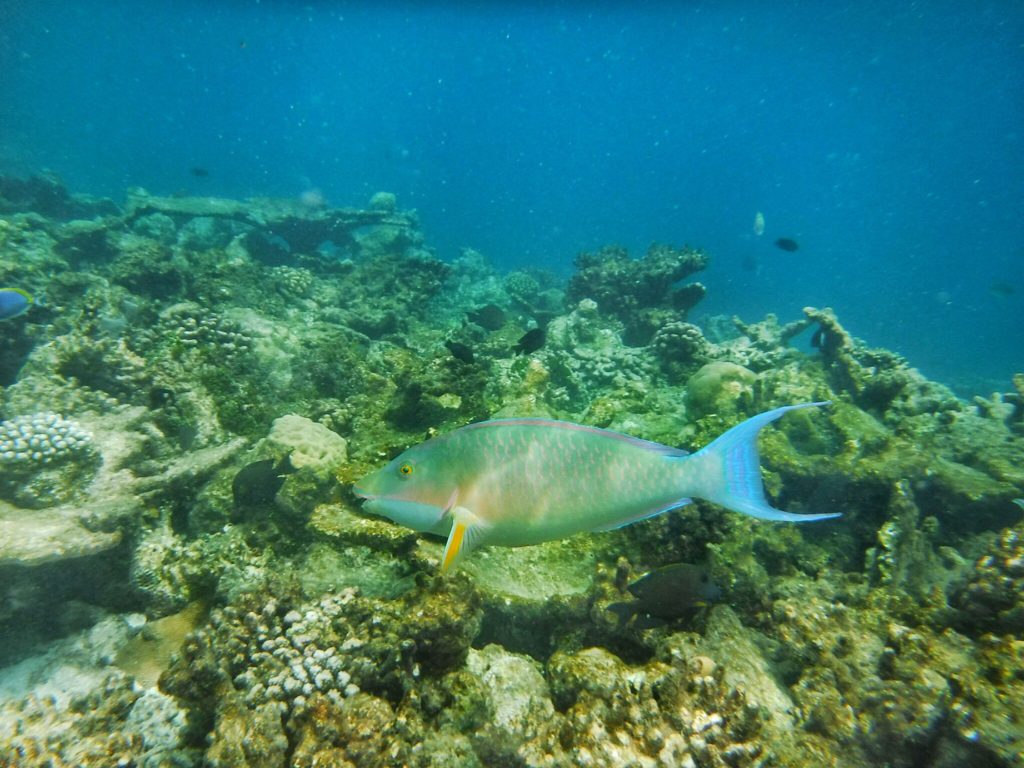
<box><xmin>803</xmin><ymin>306</ymin><xmax>962</xmax><ymax>423</ymax></box>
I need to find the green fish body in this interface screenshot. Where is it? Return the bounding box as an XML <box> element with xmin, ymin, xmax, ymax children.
<box><xmin>354</xmin><ymin>403</ymin><xmax>839</xmax><ymax>571</ymax></box>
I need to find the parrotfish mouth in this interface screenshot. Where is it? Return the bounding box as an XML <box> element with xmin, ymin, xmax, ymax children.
<box><xmin>351</xmin><ymin>485</ymin><xmax>373</xmax><ymax>499</ymax></box>
<box><xmin>356</xmin><ymin>494</ymin><xmax>451</xmax><ymax>536</ymax></box>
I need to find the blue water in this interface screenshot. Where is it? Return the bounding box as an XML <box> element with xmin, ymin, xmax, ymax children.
<box><xmin>1</xmin><ymin>1</ymin><xmax>1021</xmax><ymax>390</ymax></box>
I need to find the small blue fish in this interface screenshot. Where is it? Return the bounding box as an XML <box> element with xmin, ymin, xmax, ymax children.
<box><xmin>0</xmin><ymin>288</ymin><xmax>33</xmax><ymax>321</ymax></box>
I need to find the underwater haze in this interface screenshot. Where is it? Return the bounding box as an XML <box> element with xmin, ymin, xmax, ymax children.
<box><xmin>1</xmin><ymin>0</ymin><xmax>1021</xmax><ymax>390</ymax></box>
<box><xmin>4</xmin><ymin>3</ymin><xmax>1024</xmax><ymax>766</ymax></box>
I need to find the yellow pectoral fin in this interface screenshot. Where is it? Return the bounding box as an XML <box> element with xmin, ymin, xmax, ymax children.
<box><xmin>440</xmin><ymin>506</ymin><xmax>486</xmax><ymax>573</ymax></box>
<box><xmin>441</xmin><ymin>522</ymin><xmax>467</xmax><ymax>573</ymax></box>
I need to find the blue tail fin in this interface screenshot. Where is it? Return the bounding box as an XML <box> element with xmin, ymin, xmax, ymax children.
<box><xmin>690</xmin><ymin>402</ymin><xmax>841</xmax><ymax>523</ymax></box>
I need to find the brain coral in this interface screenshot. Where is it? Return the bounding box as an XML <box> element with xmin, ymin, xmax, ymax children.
<box><xmin>685</xmin><ymin>361</ymin><xmax>758</xmax><ymax>418</ymax></box>
<box><xmin>267</xmin><ymin>414</ymin><xmax>348</xmax><ymax>476</ymax></box>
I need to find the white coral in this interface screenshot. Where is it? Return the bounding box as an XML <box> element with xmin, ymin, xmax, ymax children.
<box><xmin>267</xmin><ymin>414</ymin><xmax>347</xmax><ymax>474</ymax></box>
<box><xmin>0</xmin><ymin>413</ymin><xmax>93</xmax><ymax>466</ymax></box>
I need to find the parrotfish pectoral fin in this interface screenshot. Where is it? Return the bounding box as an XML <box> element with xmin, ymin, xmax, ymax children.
<box><xmin>441</xmin><ymin>506</ymin><xmax>487</xmax><ymax>573</ymax></box>
<box><xmin>692</xmin><ymin>401</ymin><xmax>841</xmax><ymax>523</ymax></box>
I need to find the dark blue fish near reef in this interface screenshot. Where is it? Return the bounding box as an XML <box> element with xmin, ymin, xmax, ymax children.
<box><xmin>608</xmin><ymin>562</ymin><xmax>722</xmax><ymax>627</ymax></box>
<box><xmin>467</xmin><ymin>304</ymin><xmax>506</xmax><ymax>331</ymax></box>
<box><xmin>513</xmin><ymin>327</ymin><xmax>546</xmax><ymax>355</ymax></box>
<box><xmin>0</xmin><ymin>288</ymin><xmax>33</xmax><ymax>321</ymax></box>
<box><xmin>774</xmin><ymin>237</ymin><xmax>799</xmax><ymax>252</ymax></box>
<box><xmin>990</xmin><ymin>281</ymin><xmax>1015</xmax><ymax>298</ymax></box>
<box><xmin>445</xmin><ymin>339</ymin><xmax>475</xmax><ymax>364</ymax></box>
<box><xmin>233</xmin><ymin>456</ymin><xmax>295</xmax><ymax>508</ymax></box>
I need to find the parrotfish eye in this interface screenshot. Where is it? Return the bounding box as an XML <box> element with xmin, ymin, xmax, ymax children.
<box><xmin>398</xmin><ymin>463</ymin><xmax>414</xmax><ymax>477</ymax></box>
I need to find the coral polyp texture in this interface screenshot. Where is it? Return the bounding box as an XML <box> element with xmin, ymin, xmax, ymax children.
<box><xmin>0</xmin><ymin>175</ymin><xmax>1022</xmax><ymax>768</ymax></box>
<box><xmin>0</xmin><ymin>412</ymin><xmax>92</xmax><ymax>466</ymax></box>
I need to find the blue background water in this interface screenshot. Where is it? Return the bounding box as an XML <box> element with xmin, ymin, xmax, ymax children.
<box><xmin>1</xmin><ymin>1</ymin><xmax>1021</xmax><ymax>392</ymax></box>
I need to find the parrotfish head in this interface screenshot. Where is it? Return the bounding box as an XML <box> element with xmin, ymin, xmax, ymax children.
<box><xmin>352</xmin><ymin>443</ymin><xmax>456</xmax><ymax>534</ymax></box>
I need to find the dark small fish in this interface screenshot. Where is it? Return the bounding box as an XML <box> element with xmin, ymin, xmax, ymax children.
<box><xmin>608</xmin><ymin>562</ymin><xmax>722</xmax><ymax>627</ymax></box>
<box><xmin>810</xmin><ymin>326</ymin><xmax>825</xmax><ymax>350</ymax></box>
<box><xmin>774</xmin><ymin>237</ymin><xmax>799</xmax><ymax>252</ymax></box>
<box><xmin>467</xmin><ymin>304</ymin><xmax>506</xmax><ymax>331</ymax></box>
<box><xmin>513</xmin><ymin>327</ymin><xmax>546</xmax><ymax>355</ymax></box>
<box><xmin>148</xmin><ymin>386</ymin><xmax>176</xmax><ymax>409</ymax></box>
<box><xmin>233</xmin><ymin>455</ymin><xmax>295</xmax><ymax>508</ymax></box>
<box><xmin>741</xmin><ymin>253</ymin><xmax>759</xmax><ymax>272</ymax></box>
<box><xmin>990</xmin><ymin>281</ymin><xmax>1015</xmax><ymax>297</ymax></box>
<box><xmin>190</xmin><ymin>167</ymin><xmax>210</xmax><ymax>178</ymax></box>
<box><xmin>445</xmin><ymin>339</ymin><xmax>475</xmax><ymax>364</ymax></box>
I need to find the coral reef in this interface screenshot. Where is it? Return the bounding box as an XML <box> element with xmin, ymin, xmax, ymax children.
<box><xmin>0</xmin><ymin>413</ymin><xmax>98</xmax><ymax>507</ymax></box>
<box><xmin>566</xmin><ymin>243</ymin><xmax>708</xmax><ymax>345</ymax></box>
<box><xmin>0</xmin><ymin>175</ymin><xmax>1022</xmax><ymax>768</ymax></box>
<box><xmin>651</xmin><ymin>320</ymin><xmax>712</xmax><ymax>379</ymax></box>
<box><xmin>952</xmin><ymin>524</ymin><xmax>1024</xmax><ymax>634</ymax></box>
<box><xmin>801</xmin><ymin>305</ymin><xmax>963</xmax><ymax>421</ymax></box>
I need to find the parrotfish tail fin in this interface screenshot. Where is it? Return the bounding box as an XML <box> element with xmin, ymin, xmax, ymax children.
<box><xmin>440</xmin><ymin>506</ymin><xmax>488</xmax><ymax>573</ymax></box>
<box><xmin>692</xmin><ymin>401</ymin><xmax>841</xmax><ymax>523</ymax></box>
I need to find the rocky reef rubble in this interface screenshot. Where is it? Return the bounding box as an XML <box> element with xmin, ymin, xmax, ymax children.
<box><xmin>0</xmin><ymin>175</ymin><xmax>1022</xmax><ymax>767</ymax></box>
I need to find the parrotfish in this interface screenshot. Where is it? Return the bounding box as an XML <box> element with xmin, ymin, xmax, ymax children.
<box><xmin>354</xmin><ymin>402</ymin><xmax>840</xmax><ymax>572</ymax></box>
<box><xmin>0</xmin><ymin>288</ymin><xmax>33</xmax><ymax>321</ymax></box>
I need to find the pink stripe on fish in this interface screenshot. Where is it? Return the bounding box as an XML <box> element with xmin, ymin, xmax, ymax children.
<box><xmin>461</xmin><ymin>418</ymin><xmax>688</xmax><ymax>457</ymax></box>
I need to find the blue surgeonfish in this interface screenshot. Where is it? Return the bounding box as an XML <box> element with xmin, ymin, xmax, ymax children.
<box><xmin>0</xmin><ymin>288</ymin><xmax>33</xmax><ymax>321</ymax></box>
